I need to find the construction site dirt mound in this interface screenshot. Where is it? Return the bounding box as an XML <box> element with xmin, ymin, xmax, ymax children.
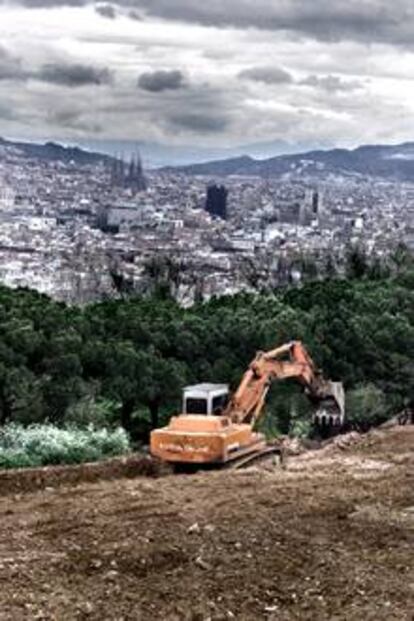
<box><xmin>0</xmin><ymin>454</ymin><xmax>162</xmax><ymax>497</ymax></box>
<box><xmin>0</xmin><ymin>426</ymin><xmax>412</xmax><ymax>620</ymax></box>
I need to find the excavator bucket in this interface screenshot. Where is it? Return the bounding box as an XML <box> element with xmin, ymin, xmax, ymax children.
<box><xmin>313</xmin><ymin>381</ymin><xmax>345</xmax><ymax>428</ymax></box>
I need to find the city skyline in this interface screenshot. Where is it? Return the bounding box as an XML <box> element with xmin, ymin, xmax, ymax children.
<box><xmin>0</xmin><ymin>0</ymin><xmax>414</xmax><ymax>153</ymax></box>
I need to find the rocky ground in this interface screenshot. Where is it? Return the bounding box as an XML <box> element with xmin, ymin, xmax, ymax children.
<box><xmin>0</xmin><ymin>426</ymin><xmax>412</xmax><ymax>620</ymax></box>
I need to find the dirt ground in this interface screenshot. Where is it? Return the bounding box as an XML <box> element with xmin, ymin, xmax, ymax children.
<box><xmin>0</xmin><ymin>426</ymin><xmax>413</xmax><ymax>621</ymax></box>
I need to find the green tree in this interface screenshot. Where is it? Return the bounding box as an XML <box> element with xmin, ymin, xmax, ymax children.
<box><xmin>346</xmin><ymin>384</ymin><xmax>387</xmax><ymax>429</ymax></box>
<box><xmin>136</xmin><ymin>350</ymin><xmax>187</xmax><ymax>429</ymax></box>
<box><xmin>0</xmin><ymin>366</ymin><xmax>44</xmax><ymax>425</ymax></box>
<box><xmin>345</xmin><ymin>245</ymin><xmax>369</xmax><ymax>279</ymax></box>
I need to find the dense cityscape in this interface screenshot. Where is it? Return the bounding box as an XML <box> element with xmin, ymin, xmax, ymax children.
<box><xmin>0</xmin><ymin>141</ymin><xmax>413</xmax><ymax>304</ymax></box>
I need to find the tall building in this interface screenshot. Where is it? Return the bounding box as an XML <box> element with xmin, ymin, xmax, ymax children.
<box><xmin>205</xmin><ymin>184</ymin><xmax>228</xmax><ymax>220</ymax></box>
<box><xmin>312</xmin><ymin>190</ymin><xmax>318</xmax><ymax>214</ymax></box>
<box><xmin>110</xmin><ymin>153</ymin><xmax>147</xmax><ymax>192</ymax></box>
<box><xmin>311</xmin><ymin>188</ymin><xmax>324</xmax><ymax>217</ymax></box>
<box><xmin>298</xmin><ymin>201</ymin><xmax>309</xmax><ymax>226</ymax></box>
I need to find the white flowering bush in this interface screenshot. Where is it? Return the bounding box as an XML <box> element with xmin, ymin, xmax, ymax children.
<box><xmin>0</xmin><ymin>424</ymin><xmax>131</xmax><ymax>469</ymax></box>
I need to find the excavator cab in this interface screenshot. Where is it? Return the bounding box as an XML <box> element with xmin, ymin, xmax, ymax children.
<box><xmin>151</xmin><ymin>383</ymin><xmax>264</xmax><ymax>465</ymax></box>
<box><xmin>183</xmin><ymin>384</ymin><xmax>229</xmax><ymax>416</ymax></box>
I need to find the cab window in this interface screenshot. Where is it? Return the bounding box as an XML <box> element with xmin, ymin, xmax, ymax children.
<box><xmin>185</xmin><ymin>398</ymin><xmax>208</xmax><ymax>414</ymax></box>
<box><xmin>212</xmin><ymin>394</ymin><xmax>229</xmax><ymax>414</ymax></box>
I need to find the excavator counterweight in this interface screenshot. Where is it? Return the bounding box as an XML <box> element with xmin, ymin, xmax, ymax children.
<box><xmin>150</xmin><ymin>341</ymin><xmax>344</xmax><ymax>466</ymax></box>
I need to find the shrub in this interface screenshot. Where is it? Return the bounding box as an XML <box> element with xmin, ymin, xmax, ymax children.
<box><xmin>0</xmin><ymin>423</ymin><xmax>131</xmax><ymax>469</ymax></box>
<box><xmin>289</xmin><ymin>419</ymin><xmax>312</xmax><ymax>439</ymax></box>
<box><xmin>0</xmin><ymin>450</ymin><xmax>40</xmax><ymax>469</ymax></box>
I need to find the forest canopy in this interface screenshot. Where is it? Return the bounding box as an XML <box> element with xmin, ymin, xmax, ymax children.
<box><xmin>0</xmin><ymin>266</ymin><xmax>413</xmax><ymax>440</ymax></box>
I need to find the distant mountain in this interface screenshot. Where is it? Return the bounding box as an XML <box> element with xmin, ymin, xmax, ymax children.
<box><xmin>76</xmin><ymin>138</ymin><xmax>312</xmax><ymax>168</ymax></box>
<box><xmin>0</xmin><ymin>137</ymin><xmax>112</xmax><ymax>165</ymax></box>
<box><xmin>171</xmin><ymin>155</ymin><xmax>256</xmax><ymax>177</ymax></box>
<box><xmin>3</xmin><ymin>135</ymin><xmax>414</xmax><ymax>180</ymax></box>
<box><xmin>167</xmin><ymin>142</ymin><xmax>414</xmax><ymax>181</ymax></box>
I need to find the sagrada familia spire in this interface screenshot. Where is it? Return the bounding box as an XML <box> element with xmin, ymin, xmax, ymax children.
<box><xmin>110</xmin><ymin>152</ymin><xmax>147</xmax><ymax>192</ymax></box>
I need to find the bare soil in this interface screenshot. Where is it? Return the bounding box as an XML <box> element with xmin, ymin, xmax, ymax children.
<box><xmin>0</xmin><ymin>426</ymin><xmax>413</xmax><ymax>620</ymax></box>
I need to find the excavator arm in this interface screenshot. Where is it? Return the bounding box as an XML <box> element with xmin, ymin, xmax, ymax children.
<box><xmin>225</xmin><ymin>341</ymin><xmax>344</xmax><ymax>426</ymax></box>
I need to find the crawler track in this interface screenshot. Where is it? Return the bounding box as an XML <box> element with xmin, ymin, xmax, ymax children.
<box><xmin>225</xmin><ymin>445</ymin><xmax>282</xmax><ymax>469</ymax></box>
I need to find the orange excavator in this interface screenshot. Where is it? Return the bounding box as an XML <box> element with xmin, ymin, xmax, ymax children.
<box><xmin>150</xmin><ymin>341</ymin><xmax>344</xmax><ymax>467</ymax></box>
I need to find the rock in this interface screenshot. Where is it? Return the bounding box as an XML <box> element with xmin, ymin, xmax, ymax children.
<box><xmin>82</xmin><ymin>602</ymin><xmax>94</xmax><ymax>615</ymax></box>
<box><xmin>91</xmin><ymin>559</ymin><xmax>102</xmax><ymax>569</ymax></box>
<box><xmin>194</xmin><ymin>556</ymin><xmax>212</xmax><ymax>571</ymax></box>
<box><xmin>104</xmin><ymin>570</ymin><xmax>119</xmax><ymax>581</ymax></box>
<box><xmin>188</xmin><ymin>522</ymin><xmax>200</xmax><ymax>534</ymax></box>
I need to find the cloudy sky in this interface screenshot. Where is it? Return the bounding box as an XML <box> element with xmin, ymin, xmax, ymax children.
<box><xmin>0</xmin><ymin>0</ymin><xmax>414</xmax><ymax>153</ymax></box>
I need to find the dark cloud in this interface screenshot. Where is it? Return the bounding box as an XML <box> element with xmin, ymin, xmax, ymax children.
<box><xmin>168</xmin><ymin>112</ymin><xmax>229</xmax><ymax>133</ymax></box>
<box><xmin>131</xmin><ymin>1</ymin><xmax>414</xmax><ymax>46</ymax></box>
<box><xmin>239</xmin><ymin>66</ymin><xmax>293</xmax><ymax>85</ymax></box>
<box><xmin>95</xmin><ymin>3</ymin><xmax>116</xmax><ymax>19</ymax></box>
<box><xmin>300</xmin><ymin>74</ymin><xmax>363</xmax><ymax>92</ymax></box>
<box><xmin>51</xmin><ymin>108</ymin><xmax>80</xmax><ymax>125</ymax></box>
<box><xmin>132</xmin><ymin>1</ymin><xmax>414</xmax><ymax>47</ymax></box>
<box><xmin>128</xmin><ymin>9</ymin><xmax>142</xmax><ymax>20</ymax></box>
<box><xmin>49</xmin><ymin>108</ymin><xmax>103</xmax><ymax>132</ymax></box>
<box><xmin>136</xmin><ymin>80</ymin><xmax>236</xmax><ymax>135</ymax></box>
<box><xmin>138</xmin><ymin>69</ymin><xmax>185</xmax><ymax>92</ymax></box>
<box><xmin>3</xmin><ymin>1</ymin><xmax>414</xmax><ymax>46</ymax></box>
<box><xmin>36</xmin><ymin>63</ymin><xmax>112</xmax><ymax>87</ymax></box>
